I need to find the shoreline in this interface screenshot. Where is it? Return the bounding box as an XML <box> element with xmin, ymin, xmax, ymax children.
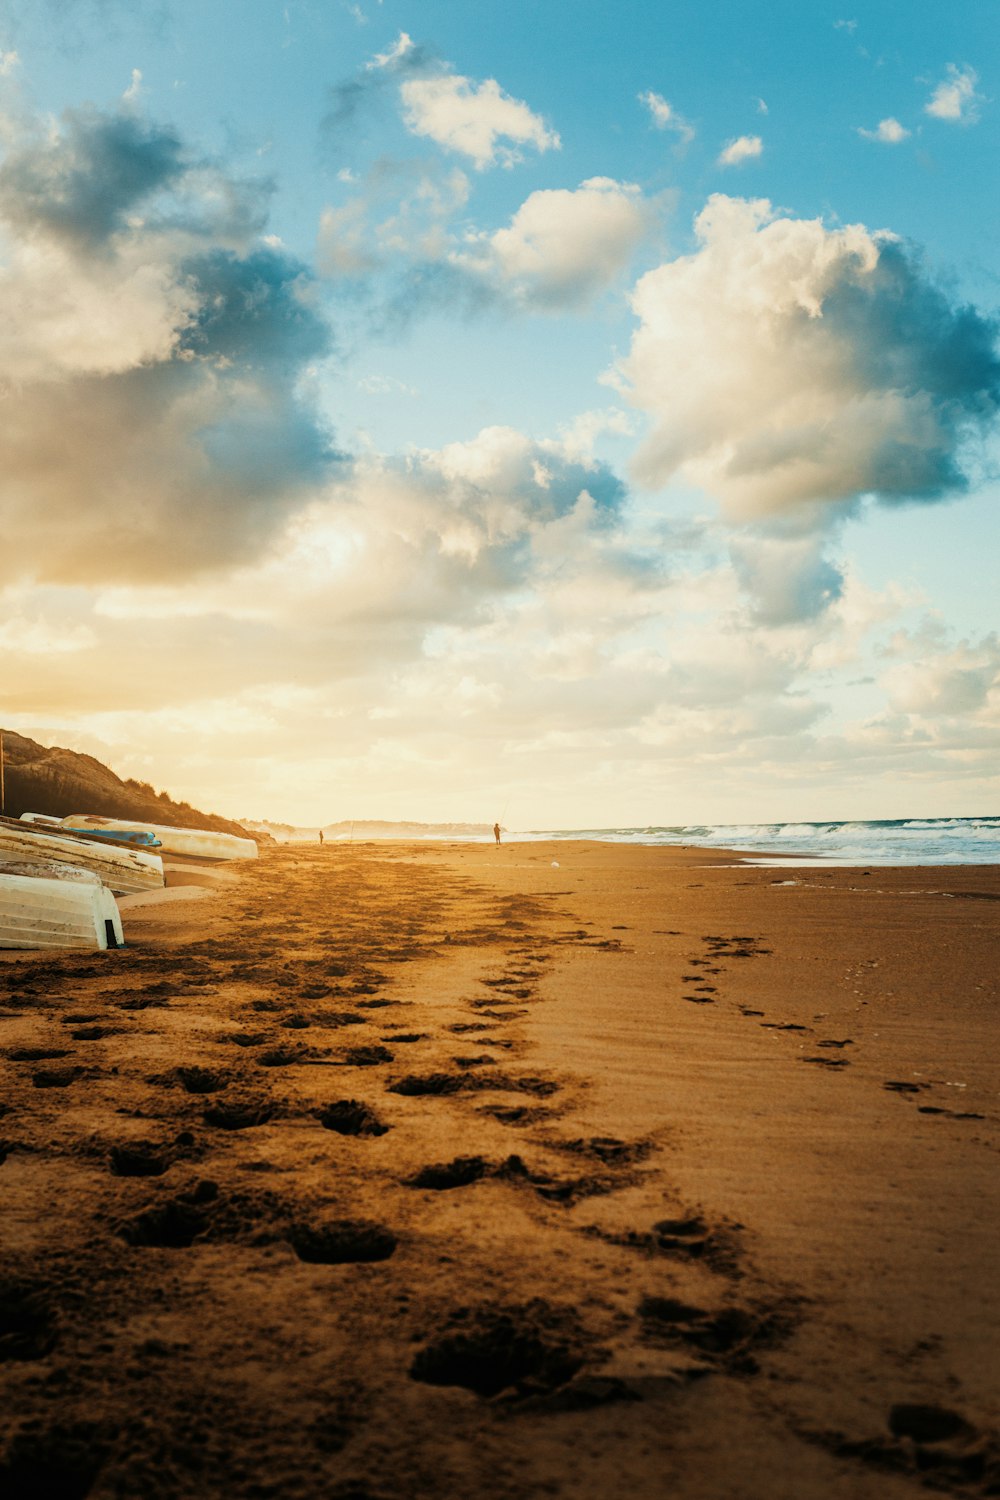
<box><xmin>1</xmin><ymin>840</ymin><xmax>997</xmax><ymax>1497</ymax></box>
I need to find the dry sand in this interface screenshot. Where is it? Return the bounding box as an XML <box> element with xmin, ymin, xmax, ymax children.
<box><xmin>1</xmin><ymin>840</ymin><xmax>998</xmax><ymax>1499</ymax></box>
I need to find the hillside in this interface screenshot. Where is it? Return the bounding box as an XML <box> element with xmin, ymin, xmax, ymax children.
<box><xmin>0</xmin><ymin>729</ymin><xmax>253</xmax><ymax>838</ymax></box>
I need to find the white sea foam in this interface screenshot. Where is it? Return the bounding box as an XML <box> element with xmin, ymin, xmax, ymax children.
<box><xmin>509</xmin><ymin>817</ymin><xmax>1000</xmax><ymax>865</ymax></box>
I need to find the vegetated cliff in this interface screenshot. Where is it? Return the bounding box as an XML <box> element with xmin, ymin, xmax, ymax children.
<box><xmin>0</xmin><ymin>730</ymin><xmax>253</xmax><ymax>838</ymax></box>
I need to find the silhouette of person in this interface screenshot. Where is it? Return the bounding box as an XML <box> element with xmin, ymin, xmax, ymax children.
<box><xmin>493</xmin><ymin>822</ymin><xmax>501</xmax><ymax>846</ymax></box>
<box><xmin>319</xmin><ymin>829</ymin><xmax>324</xmax><ymax>845</ymax></box>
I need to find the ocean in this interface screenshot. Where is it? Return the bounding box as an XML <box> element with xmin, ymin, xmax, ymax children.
<box><xmin>510</xmin><ymin>817</ymin><xmax>1000</xmax><ymax>866</ymax></box>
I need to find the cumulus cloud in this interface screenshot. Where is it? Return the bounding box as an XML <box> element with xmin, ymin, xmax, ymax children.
<box><xmin>858</xmin><ymin>117</ymin><xmax>910</xmax><ymax>143</ymax></box>
<box><xmin>925</xmin><ymin>64</ymin><xmax>983</xmax><ymax>125</ymax></box>
<box><xmin>729</xmin><ymin>529</ymin><xmax>846</xmax><ymax>626</ymax></box>
<box><xmin>323</xmin><ymin>33</ymin><xmax>558</xmax><ymax>171</ymax></box>
<box><xmin>450</xmin><ymin>177</ymin><xmax>654</xmax><ymax>309</ymax></box>
<box><xmin>618</xmin><ymin>195</ymin><xmax>1000</xmax><ymax>522</ymax></box>
<box><xmin>0</xmin><ymin>105</ymin><xmax>185</xmax><ymax>249</ymax></box>
<box><xmin>638</xmin><ymin>90</ymin><xmax>694</xmax><ymax>145</ymax></box>
<box><xmin>0</xmin><ymin>102</ymin><xmax>340</xmax><ymax>586</ymax></box>
<box><xmin>882</xmin><ymin>628</ymin><xmax>1000</xmax><ymax>717</ymax></box>
<box><xmin>717</xmin><ymin>134</ymin><xmax>762</xmax><ymax>167</ymax></box>
<box><xmin>400</xmin><ymin>72</ymin><xmax>560</xmax><ymax>169</ymax></box>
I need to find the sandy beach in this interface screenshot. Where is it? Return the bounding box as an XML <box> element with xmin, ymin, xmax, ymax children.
<box><xmin>1</xmin><ymin>840</ymin><xmax>998</xmax><ymax>1499</ymax></box>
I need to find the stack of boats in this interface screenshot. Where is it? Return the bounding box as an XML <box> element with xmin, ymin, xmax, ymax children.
<box><xmin>0</xmin><ymin>811</ymin><xmax>257</xmax><ymax>953</ymax></box>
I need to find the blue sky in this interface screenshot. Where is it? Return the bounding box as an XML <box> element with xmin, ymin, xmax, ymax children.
<box><xmin>0</xmin><ymin>0</ymin><xmax>997</xmax><ymax>825</ymax></box>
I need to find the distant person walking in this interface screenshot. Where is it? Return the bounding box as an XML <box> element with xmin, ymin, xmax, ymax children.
<box><xmin>493</xmin><ymin>822</ymin><xmax>501</xmax><ymax>846</ymax></box>
<box><xmin>318</xmin><ymin>829</ymin><xmax>324</xmax><ymax>845</ymax></box>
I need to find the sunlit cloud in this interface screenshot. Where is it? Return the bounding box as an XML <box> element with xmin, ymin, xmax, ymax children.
<box><xmin>0</xmin><ymin>100</ymin><xmax>341</xmax><ymax>586</ymax></box>
<box><xmin>717</xmin><ymin>134</ymin><xmax>762</xmax><ymax>167</ymax></box>
<box><xmin>618</xmin><ymin>195</ymin><xmax>1000</xmax><ymax>523</ymax></box>
<box><xmin>400</xmin><ymin>71</ymin><xmax>560</xmax><ymax>169</ymax></box>
<box><xmin>450</xmin><ymin>177</ymin><xmax>656</xmax><ymax>308</ymax></box>
<box><xmin>924</xmin><ymin>64</ymin><xmax>983</xmax><ymax>125</ymax></box>
<box><xmin>638</xmin><ymin>90</ymin><xmax>694</xmax><ymax>145</ymax></box>
<box><xmin>857</xmin><ymin>116</ymin><xmax>910</xmax><ymax>143</ymax></box>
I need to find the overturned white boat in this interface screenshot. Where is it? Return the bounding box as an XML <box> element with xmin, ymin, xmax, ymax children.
<box><xmin>0</xmin><ymin>818</ymin><xmax>164</xmax><ymax>895</ymax></box>
<box><xmin>0</xmin><ymin>870</ymin><xmax>124</xmax><ymax>951</ymax></box>
<box><xmin>0</xmin><ymin>859</ymin><xmax>104</xmax><ymax>886</ymax></box>
<box><xmin>60</xmin><ymin>815</ymin><xmax>258</xmax><ymax>862</ymax></box>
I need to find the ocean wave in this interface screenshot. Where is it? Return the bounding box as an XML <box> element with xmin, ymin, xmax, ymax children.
<box><xmin>518</xmin><ymin>817</ymin><xmax>1000</xmax><ymax>865</ymax></box>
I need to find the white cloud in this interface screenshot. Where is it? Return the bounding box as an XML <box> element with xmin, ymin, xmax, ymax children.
<box><xmin>0</xmin><ymin>234</ymin><xmax>197</xmax><ymax>382</ymax></box>
<box><xmin>123</xmin><ymin>68</ymin><xmax>143</xmax><ymax>104</ymax></box>
<box><xmin>638</xmin><ymin>91</ymin><xmax>694</xmax><ymax>145</ymax></box>
<box><xmin>366</xmin><ymin>31</ymin><xmax>414</xmax><ymax>71</ymax></box>
<box><xmin>882</xmin><ymin>630</ymin><xmax>1000</xmax><ymax>717</ymax></box>
<box><xmin>617</xmin><ymin>195</ymin><xmax>1000</xmax><ymax>522</ymax></box>
<box><xmin>755</xmin><ymin>97</ymin><xmax>769</xmax><ymax>115</ymax></box>
<box><xmin>0</xmin><ymin>49</ymin><xmax>20</xmax><ymax>75</ymax></box>
<box><xmin>717</xmin><ymin>134</ymin><xmax>762</xmax><ymax>167</ymax></box>
<box><xmin>400</xmin><ymin>72</ymin><xmax>560</xmax><ymax>169</ymax></box>
<box><xmin>451</xmin><ymin>177</ymin><xmax>654</xmax><ymax>308</ymax></box>
<box><xmin>925</xmin><ymin>64</ymin><xmax>983</xmax><ymax>124</ymax></box>
<box><xmin>858</xmin><ymin>116</ymin><xmax>910</xmax><ymax>143</ymax></box>
<box><xmin>0</xmin><ymin>102</ymin><xmax>337</xmax><ymax>587</ymax></box>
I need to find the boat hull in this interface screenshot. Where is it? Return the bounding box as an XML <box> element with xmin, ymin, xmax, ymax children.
<box><xmin>0</xmin><ymin>872</ymin><xmax>124</xmax><ymax>951</ymax></box>
<box><xmin>61</xmin><ymin>816</ymin><xmax>258</xmax><ymax>861</ymax></box>
<box><xmin>0</xmin><ymin>821</ymin><xmax>164</xmax><ymax>895</ymax></box>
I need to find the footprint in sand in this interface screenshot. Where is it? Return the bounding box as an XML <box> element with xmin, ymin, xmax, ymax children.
<box><xmin>287</xmin><ymin>1219</ymin><xmax>396</xmax><ymax>1264</ymax></box>
<box><xmin>409</xmin><ymin>1301</ymin><xmax>589</xmax><ymax>1399</ymax></box>
<box><xmin>343</xmin><ymin>1044</ymin><xmax>394</xmax><ymax>1067</ymax></box>
<box><xmin>109</xmin><ymin>1142</ymin><xmax>172</xmax><ymax>1178</ymax></box>
<box><xmin>0</xmin><ymin>1277</ymin><xmax>59</xmax><ymax>1361</ymax></box>
<box><xmin>406</xmin><ymin>1157</ymin><xmax>490</xmax><ymax>1190</ymax></box>
<box><xmin>317</xmin><ymin>1100</ymin><xmax>389</xmax><ymax>1137</ymax></box>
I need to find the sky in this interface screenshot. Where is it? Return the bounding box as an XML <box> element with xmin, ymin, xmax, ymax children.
<box><xmin>0</xmin><ymin>0</ymin><xmax>998</xmax><ymax>829</ymax></box>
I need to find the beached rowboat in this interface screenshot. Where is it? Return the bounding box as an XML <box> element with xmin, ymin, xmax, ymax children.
<box><xmin>0</xmin><ymin>871</ymin><xmax>124</xmax><ymax>951</ymax></box>
<box><xmin>0</xmin><ymin>818</ymin><xmax>165</xmax><ymax>895</ymax></box>
<box><xmin>0</xmin><ymin>859</ymin><xmax>104</xmax><ymax>886</ymax></box>
<box><xmin>60</xmin><ymin>815</ymin><xmax>258</xmax><ymax>862</ymax></box>
<box><xmin>60</xmin><ymin>827</ymin><xmax>162</xmax><ymax>848</ymax></box>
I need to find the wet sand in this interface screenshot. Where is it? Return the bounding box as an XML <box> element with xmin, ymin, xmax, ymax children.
<box><xmin>1</xmin><ymin>840</ymin><xmax>998</xmax><ymax>1499</ymax></box>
